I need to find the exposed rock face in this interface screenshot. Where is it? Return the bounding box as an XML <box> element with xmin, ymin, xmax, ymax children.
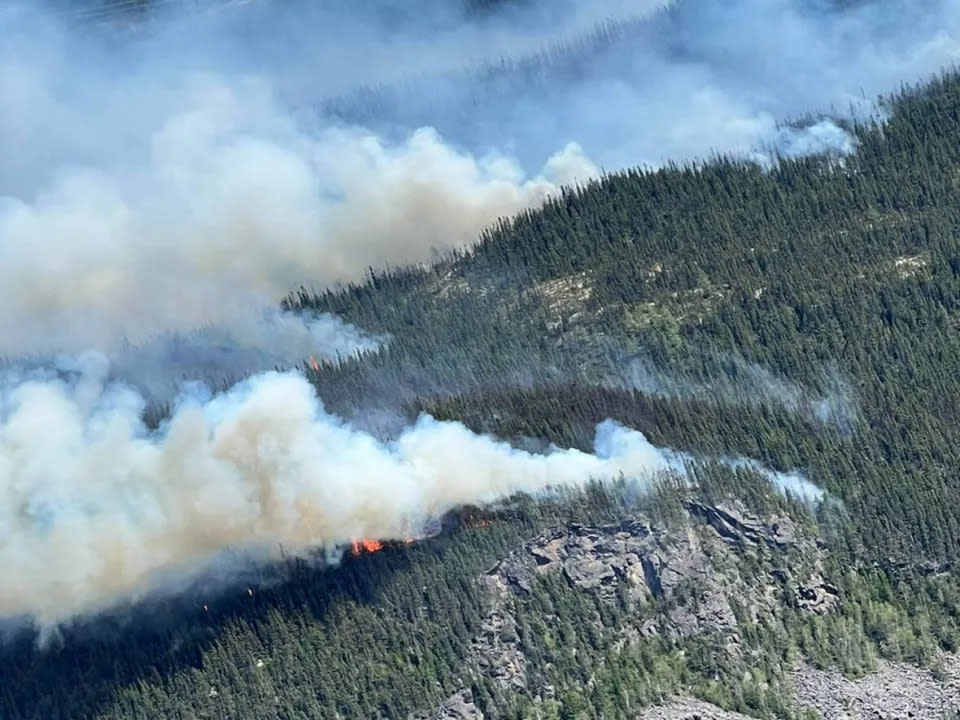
<box><xmin>489</xmin><ymin>519</ymin><xmax>655</xmax><ymax>602</ymax></box>
<box><xmin>795</xmin><ymin>575</ymin><xmax>841</xmax><ymax>614</ymax></box>
<box><xmin>640</xmin><ymin>661</ymin><xmax>960</xmax><ymax>720</ymax></box>
<box><xmin>793</xmin><ymin>658</ymin><xmax>960</xmax><ymax>719</ymax></box>
<box><xmin>684</xmin><ymin>501</ymin><xmax>798</xmax><ymax>548</ymax></box>
<box><xmin>640</xmin><ymin>697</ymin><xmax>761</xmax><ymax>719</ymax></box>
<box><xmin>469</xmin><ymin>578</ymin><xmax>527</xmax><ymax>692</ymax></box>
<box><xmin>412</xmin><ymin>501</ymin><xmax>959</xmax><ymax>719</ymax></box>
<box><xmin>478</xmin><ymin>501</ymin><xmax>819</xmax><ymax>663</ymax></box>
<box><xmin>409</xmin><ymin>690</ymin><xmax>484</xmax><ymax>720</ymax></box>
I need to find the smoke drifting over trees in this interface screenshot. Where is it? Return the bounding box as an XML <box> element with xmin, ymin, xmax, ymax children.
<box><xmin>0</xmin><ymin>361</ymin><xmax>822</xmax><ymax>627</ymax></box>
<box><xmin>2</xmin><ymin>0</ymin><xmax>958</xmax><ymax>363</ymax></box>
<box><xmin>2</xmin><ymin>0</ymin><xmax>958</xmax><ymax>627</ymax></box>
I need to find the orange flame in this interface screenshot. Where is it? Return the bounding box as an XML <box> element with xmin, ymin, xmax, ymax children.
<box><xmin>351</xmin><ymin>538</ymin><xmax>384</xmax><ymax>556</ymax></box>
<box><xmin>308</xmin><ymin>355</ymin><xmax>321</xmax><ymax>372</ymax></box>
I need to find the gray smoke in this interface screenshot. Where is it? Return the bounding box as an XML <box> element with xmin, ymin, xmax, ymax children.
<box><xmin>2</xmin><ymin>0</ymin><xmax>959</xmax><ymax>372</ymax></box>
<box><xmin>318</xmin><ymin>0</ymin><xmax>958</xmax><ymax>169</ymax></box>
<box><xmin>1</xmin><ymin>2</ymin><xmax>600</xmax><ymax>374</ymax></box>
<box><xmin>621</xmin><ymin>355</ymin><xmax>860</xmax><ymax>431</ymax></box>
<box><xmin>2</xmin><ymin>0</ymin><xmax>956</xmax><ymax>628</ymax></box>
<box><xmin>106</xmin><ymin>309</ymin><xmax>384</xmax><ymax>400</ymax></box>
<box><xmin>0</xmin><ymin>358</ymin><xmax>818</xmax><ymax>627</ymax></box>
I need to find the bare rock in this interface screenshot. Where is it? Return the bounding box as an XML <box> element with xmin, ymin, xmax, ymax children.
<box><xmin>409</xmin><ymin>690</ymin><xmax>484</xmax><ymax>720</ymax></box>
<box><xmin>452</xmin><ymin>503</ymin><xmax>960</xmax><ymax>719</ymax></box>
<box><xmin>795</xmin><ymin>576</ymin><xmax>841</xmax><ymax>614</ymax></box>
<box><xmin>472</xmin><ymin>574</ymin><xmax>526</xmax><ymax>690</ymax></box>
<box><xmin>793</xmin><ymin>657</ymin><xmax>960</xmax><ymax>718</ymax></box>
<box><xmin>494</xmin><ymin>520</ymin><xmax>655</xmax><ymax>603</ymax></box>
<box><xmin>685</xmin><ymin>501</ymin><xmax>798</xmax><ymax>548</ymax></box>
<box><xmin>470</xmin><ymin>503</ymin><xmax>834</xmax><ymax>694</ymax></box>
<box><xmin>640</xmin><ymin>697</ymin><xmax>758</xmax><ymax>719</ymax></box>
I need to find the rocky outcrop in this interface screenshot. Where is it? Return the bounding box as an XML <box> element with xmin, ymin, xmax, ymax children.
<box><xmin>684</xmin><ymin>501</ymin><xmax>798</xmax><ymax>548</ymax></box>
<box><xmin>409</xmin><ymin>690</ymin><xmax>484</xmax><ymax>720</ymax></box>
<box><xmin>793</xmin><ymin>657</ymin><xmax>960</xmax><ymax>718</ymax></box>
<box><xmin>487</xmin><ymin>519</ymin><xmax>655</xmax><ymax>603</ymax></box>
<box><xmin>469</xmin><ymin>583</ymin><xmax>527</xmax><ymax>692</ymax></box>
<box><xmin>640</xmin><ymin>662</ymin><xmax>960</xmax><ymax>720</ymax></box>
<box><xmin>640</xmin><ymin>698</ymin><xmax>761</xmax><ymax>719</ymax></box>
<box><xmin>795</xmin><ymin>576</ymin><xmax>841</xmax><ymax>614</ymax></box>
<box><xmin>478</xmin><ymin>501</ymin><xmax>820</xmax><ymax>663</ymax></box>
<box><xmin>412</xmin><ymin>501</ymin><xmax>958</xmax><ymax>719</ymax></box>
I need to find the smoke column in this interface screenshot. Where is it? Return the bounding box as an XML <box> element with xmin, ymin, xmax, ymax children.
<box><xmin>319</xmin><ymin>0</ymin><xmax>960</xmax><ymax>169</ymax></box>
<box><xmin>0</xmin><ymin>2</ymin><xmax>600</xmax><ymax>375</ymax></box>
<box><xmin>2</xmin><ymin>0</ymin><xmax>960</xmax><ymax>371</ymax></box>
<box><xmin>5</xmin><ymin>0</ymin><xmax>940</xmax><ymax>628</ymax></box>
<box><xmin>0</xmin><ymin>359</ymin><xmax>818</xmax><ymax>627</ymax></box>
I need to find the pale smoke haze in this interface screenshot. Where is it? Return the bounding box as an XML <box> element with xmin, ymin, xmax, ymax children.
<box><xmin>0</xmin><ymin>360</ymin><xmax>818</xmax><ymax>627</ymax></box>
<box><xmin>0</xmin><ymin>2</ymin><xmax>600</xmax><ymax>364</ymax></box>
<box><xmin>321</xmin><ymin>0</ymin><xmax>960</xmax><ymax>169</ymax></box>
<box><xmin>2</xmin><ymin>0</ymin><xmax>959</xmax><ymax>363</ymax></box>
<box><xmin>620</xmin><ymin>356</ymin><xmax>860</xmax><ymax>432</ymax></box>
<box><xmin>1</xmin><ymin>0</ymin><xmax>955</xmax><ymax>628</ymax></box>
<box><xmin>0</xmin><ymin>72</ymin><xmax>594</xmax><ymax>357</ymax></box>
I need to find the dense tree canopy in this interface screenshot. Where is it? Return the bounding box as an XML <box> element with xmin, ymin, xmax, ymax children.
<box><xmin>8</xmin><ymin>49</ymin><xmax>960</xmax><ymax>720</ymax></box>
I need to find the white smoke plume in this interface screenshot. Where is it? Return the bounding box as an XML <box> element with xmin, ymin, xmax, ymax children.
<box><xmin>105</xmin><ymin>308</ymin><xmax>385</xmax><ymax>400</ymax></box>
<box><xmin>2</xmin><ymin>0</ymin><xmax>959</xmax><ymax>370</ymax></box>
<box><xmin>0</xmin><ymin>0</ymin><xmax>953</xmax><ymax>628</ymax></box>
<box><xmin>320</xmin><ymin>0</ymin><xmax>960</xmax><ymax>170</ymax></box>
<box><xmin>1</xmin><ymin>2</ymin><xmax>602</xmax><ymax>370</ymax></box>
<box><xmin>0</xmin><ymin>359</ymin><xmax>816</xmax><ymax>627</ymax></box>
<box><xmin>0</xmin><ymin>69</ymin><xmax>593</xmax><ymax>359</ymax></box>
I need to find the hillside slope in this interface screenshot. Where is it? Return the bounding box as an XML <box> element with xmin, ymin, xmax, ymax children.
<box><xmin>298</xmin><ymin>67</ymin><xmax>960</xmax><ymax>570</ymax></box>
<box><xmin>8</xmin><ymin>44</ymin><xmax>960</xmax><ymax>720</ymax></box>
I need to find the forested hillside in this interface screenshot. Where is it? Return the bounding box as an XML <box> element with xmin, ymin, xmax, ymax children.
<box><xmin>299</xmin><ymin>68</ymin><xmax>960</xmax><ymax>568</ymax></box>
<box><xmin>7</xmin><ymin>32</ymin><xmax>960</xmax><ymax>720</ymax></box>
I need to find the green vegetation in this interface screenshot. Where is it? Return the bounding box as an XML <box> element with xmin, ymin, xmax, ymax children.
<box><xmin>300</xmin><ymin>69</ymin><xmax>960</xmax><ymax>568</ymax></box>
<box><xmin>8</xmin><ymin>54</ymin><xmax>960</xmax><ymax>720</ymax></box>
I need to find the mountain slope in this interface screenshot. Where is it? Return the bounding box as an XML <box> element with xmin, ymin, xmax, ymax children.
<box><xmin>297</xmin><ymin>68</ymin><xmax>960</xmax><ymax>568</ymax></box>
<box><xmin>8</xmin><ymin>48</ymin><xmax>960</xmax><ymax>720</ymax></box>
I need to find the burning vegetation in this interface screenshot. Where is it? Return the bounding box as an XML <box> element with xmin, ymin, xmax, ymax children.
<box><xmin>350</xmin><ymin>539</ymin><xmax>385</xmax><ymax>555</ymax></box>
<box><xmin>345</xmin><ymin>507</ymin><xmax>496</xmax><ymax>558</ymax></box>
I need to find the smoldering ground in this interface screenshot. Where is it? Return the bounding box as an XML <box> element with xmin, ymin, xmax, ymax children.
<box><xmin>618</xmin><ymin>354</ymin><xmax>860</xmax><ymax>433</ymax></box>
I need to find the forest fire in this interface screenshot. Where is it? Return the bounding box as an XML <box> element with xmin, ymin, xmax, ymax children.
<box><xmin>349</xmin><ymin>537</ymin><xmax>418</xmax><ymax>556</ymax></box>
<box><xmin>307</xmin><ymin>355</ymin><xmax>321</xmax><ymax>372</ymax></box>
<box><xmin>350</xmin><ymin>539</ymin><xmax>384</xmax><ymax>555</ymax></box>
<box><xmin>347</xmin><ymin>510</ymin><xmax>496</xmax><ymax>558</ymax></box>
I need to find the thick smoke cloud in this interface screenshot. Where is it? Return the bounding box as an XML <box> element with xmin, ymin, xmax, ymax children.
<box><xmin>0</xmin><ymin>63</ymin><xmax>592</xmax><ymax>362</ymax></box>
<box><xmin>0</xmin><ymin>360</ymin><xmax>815</xmax><ymax>627</ymax></box>
<box><xmin>1</xmin><ymin>1</ymin><xmax>603</xmax><ymax>372</ymax></box>
<box><xmin>3</xmin><ymin>0</ymin><xmax>959</xmax><ymax>368</ymax></box>
<box><xmin>7</xmin><ymin>0</ymin><xmax>939</xmax><ymax>628</ymax></box>
<box><xmin>322</xmin><ymin>0</ymin><xmax>960</xmax><ymax>169</ymax></box>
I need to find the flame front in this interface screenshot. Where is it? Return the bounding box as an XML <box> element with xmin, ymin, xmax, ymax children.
<box><xmin>351</xmin><ymin>538</ymin><xmax>384</xmax><ymax>556</ymax></box>
<box><xmin>348</xmin><ymin>517</ymin><xmax>490</xmax><ymax>557</ymax></box>
<box><xmin>308</xmin><ymin>355</ymin><xmax>321</xmax><ymax>372</ymax></box>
